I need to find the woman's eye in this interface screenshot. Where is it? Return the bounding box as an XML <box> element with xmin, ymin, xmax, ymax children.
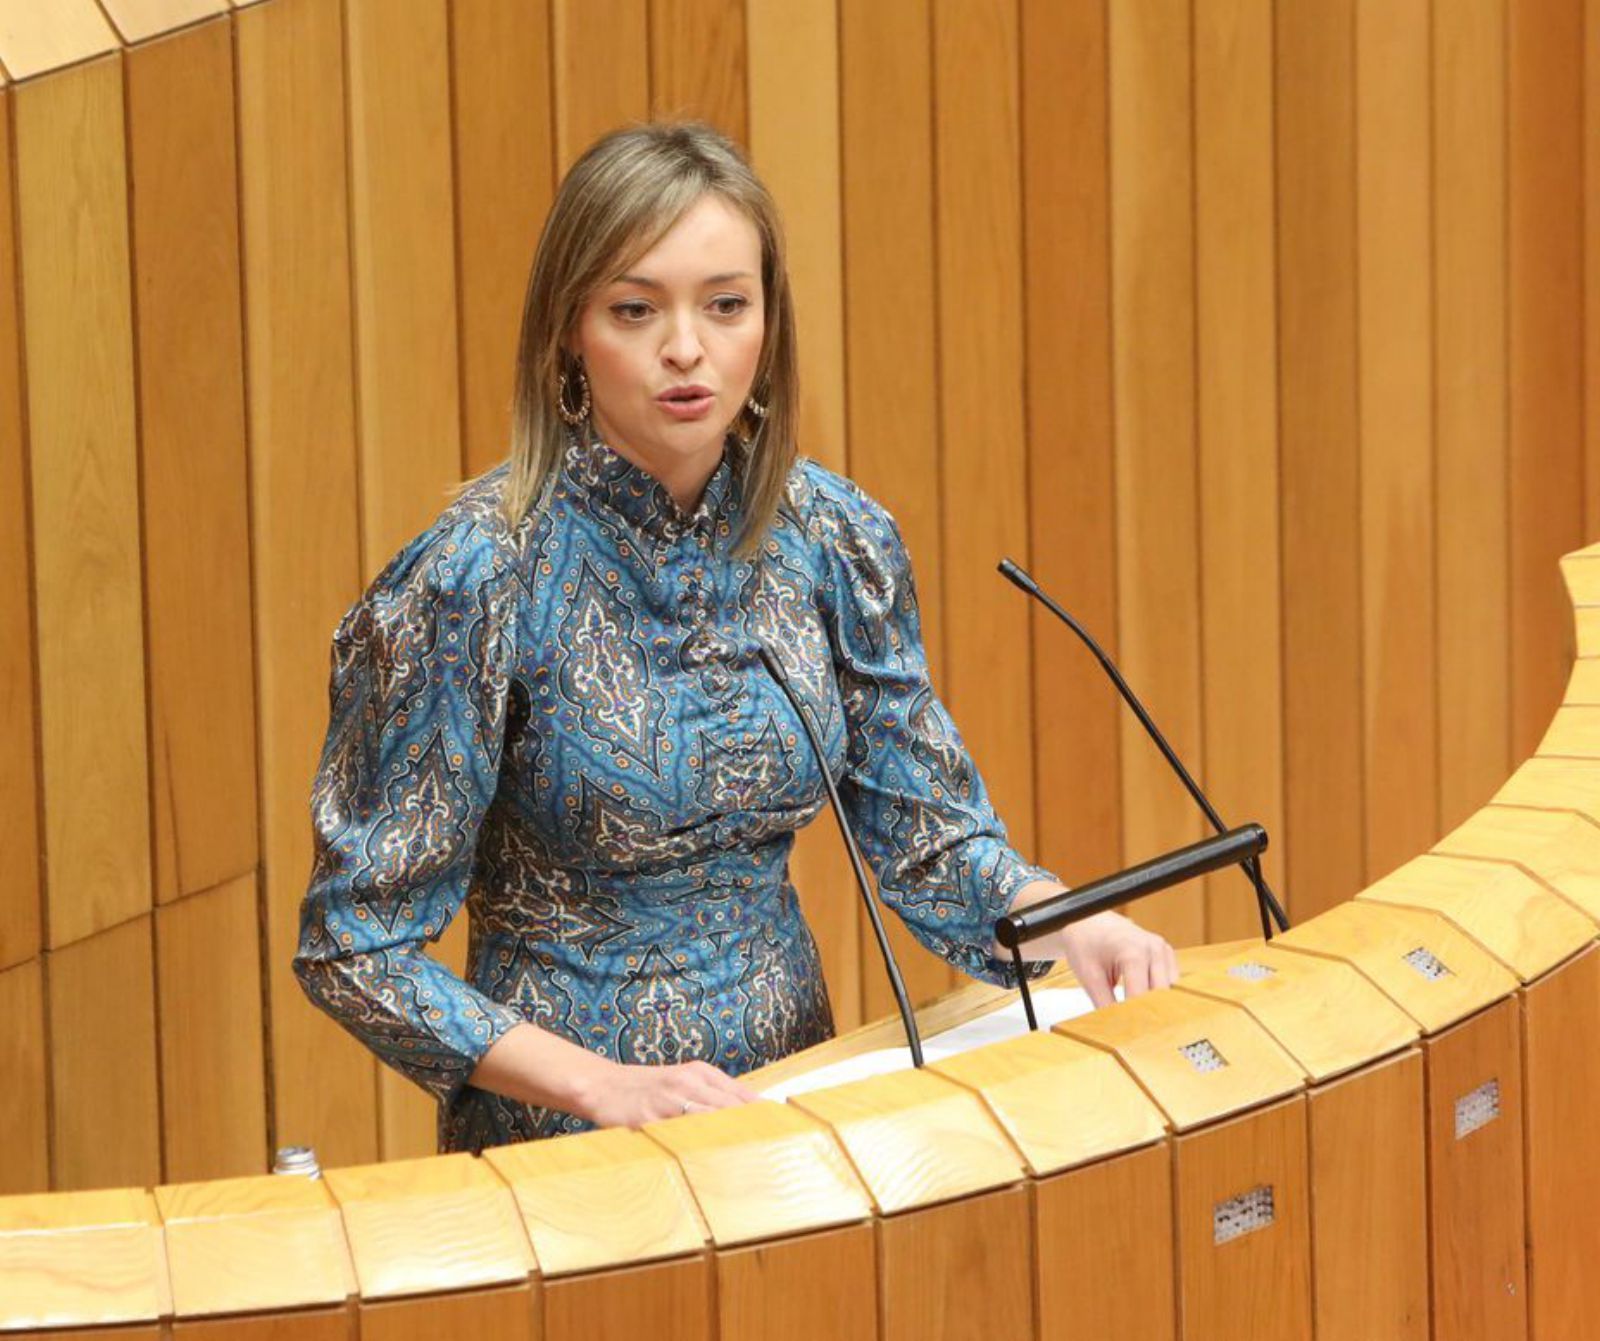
<box><xmin>710</xmin><ymin>295</ymin><xmax>749</xmax><ymax>317</ymax></box>
<box><xmin>611</xmin><ymin>301</ymin><xmax>652</xmax><ymax>321</ymax></box>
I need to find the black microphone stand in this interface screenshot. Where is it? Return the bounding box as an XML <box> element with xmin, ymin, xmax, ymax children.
<box><xmin>755</xmin><ymin>645</ymin><xmax>924</xmax><ymax>1067</ymax></box>
<box><xmin>998</xmin><ymin>558</ymin><xmax>1290</xmax><ymax>941</ymax></box>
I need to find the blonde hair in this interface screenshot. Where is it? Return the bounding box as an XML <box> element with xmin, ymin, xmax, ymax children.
<box><xmin>500</xmin><ymin>122</ymin><xmax>799</xmax><ymax>558</ymax></box>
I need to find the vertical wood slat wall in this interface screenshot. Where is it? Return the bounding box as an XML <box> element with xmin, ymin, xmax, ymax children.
<box><xmin>0</xmin><ymin>0</ymin><xmax>1590</xmax><ymax>1194</ymax></box>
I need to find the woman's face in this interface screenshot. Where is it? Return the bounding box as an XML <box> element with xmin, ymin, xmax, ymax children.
<box><xmin>569</xmin><ymin>193</ymin><xmax>766</xmax><ymax>497</ymax></box>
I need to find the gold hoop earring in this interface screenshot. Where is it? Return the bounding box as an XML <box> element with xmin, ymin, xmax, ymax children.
<box><xmin>746</xmin><ymin>393</ymin><xmax>768</xmax><ymax>420</ymax></box>
<box><xmin>557</xmin><ymin>366</ymin><xmax>591</xmax><ymax>425</ymax></box>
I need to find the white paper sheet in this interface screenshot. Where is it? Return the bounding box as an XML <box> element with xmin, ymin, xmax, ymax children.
<box><xmin>757</xmin><ymin>985</ymin><xmax>1121</xmax><ymax>1102</ymax></box>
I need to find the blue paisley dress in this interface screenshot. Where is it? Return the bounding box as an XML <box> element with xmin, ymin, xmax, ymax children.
<box><xmin>294</xmin><ymin>431</ymin><xmax>1056</xmax><ymax>1152</ymax></box>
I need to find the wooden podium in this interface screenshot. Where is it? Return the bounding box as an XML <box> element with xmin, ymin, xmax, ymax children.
<box><xmin>6</xmin><ymin>545</ymin><xmax>1600</xmax><ymax>1339</ymax></box>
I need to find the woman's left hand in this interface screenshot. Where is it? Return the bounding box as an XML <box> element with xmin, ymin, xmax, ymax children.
<box><xmin>1056</xmin><ymin>910</ymin><xmax>1179</xmax><ymax>1008</ymax></box>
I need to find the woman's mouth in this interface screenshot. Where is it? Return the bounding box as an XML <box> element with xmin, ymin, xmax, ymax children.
<box><xmin>656</xmin><ymin>386</ymin><xmax>716</xmax><ymax>420</ymax></box>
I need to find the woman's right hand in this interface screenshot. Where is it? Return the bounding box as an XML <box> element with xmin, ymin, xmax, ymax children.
<box><xmin>577</xmin><ymin>1057</ymin><xmax>762</xmax><ymax>1128</ymax></box>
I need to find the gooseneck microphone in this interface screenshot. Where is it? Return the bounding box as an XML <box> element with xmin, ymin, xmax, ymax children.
<box><xmin>997</xmin><ymin>558</ymin><xmax>1290</xmax><ymax>940</ymax></box>
<box><xmin>755</xmin><ymin>643</ymin><xmax>924</xmax><ymax>1067</ymax></box>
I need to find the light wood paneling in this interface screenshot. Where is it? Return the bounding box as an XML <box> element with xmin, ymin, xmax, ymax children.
<box><xmin>747</xmin><ymin>0</ymin><xmax>866</xmax><ymax>1023</ymax></box>
<box><xmin>544</xmin><ymin>1256</ymin><xmax>709</xmax><ymax>1341</ymax></box>
<box><xmin>1021</xmin><ymin>0</ymin><xmax>1122</xmax><ymax>889</ymax></box>
<box><xmin>0</xmin><ymin>88</ymin><xmax>42</xmax><ymax>973</ymax></box>
<box><xmin>1275</xmin><ymin>0</ymin><xmax>1365</xmax><ymax>921</ymax></box>
<box><xmin>649</xmin><ymin>0</ymin><xmax>745</xmax><ymax>143</ymax></box>
<box><xmin>343</xmin><ymin>0</ymin><xmax>470</xmax><ymax>1162</ymax></box>
<box><xmin>1357</xmin><ymin>0</ymin><xmax>1437</xmax><ymax>880</ymax></box>
<box><xmin>1589</xmin><ymin>0</ymin><xmax>1600</xmax><ymax>539</ymax></box>
<box><xmin>0</xmin><ymin>959</ymin><xmax>49</xmax><ymax>1194</ymax></box>
<box><xmin>155</xmin><ymin>875</ymin><xmax>268</xmax><ymax>1184</ymax></box>
<box><xmin>839</xmin><ymin>0</ymin><xmax>950</xmax><ymax>1019</ymax></box>
<box><xmin>932</xmin><ymin>0</ymin><xmax>1036</xmax><ymax>865</ymax></box>
<box><xmin>15</xmin><ymin>55</ymin><xmax>152</xmax><ymax>951</ymax></box>
<box><xmin>126</xmin><ymin>16</ymin><xmax>260</xmax><ymax>908</ymax></box>
<box><xmin>1109</xmin><ymin>0</ymin><xmax>1203</xmax><ymax>945</ymax></box>
<box><xmin>1509</xmin><ymin>0</ymin><xmax>1585</xmax><ymax>759</ymax></box>
<box><xmin>1194</xmin><ymin>0</ymin><xmax>1284</xmax><ymax>939</ymax></box>
<box><xmin>879</xmin><ymin>1187</ymin><xmax>1031</xmax><ymax>1341</ymax></box>
<box><xmin>449</xmin><ymin>0</ymin><xmax>555</xmax><ymax>478</ymax></box>
<box><xmin>98</xmin><ymin>0</ymin><xmax>228</xmax><ymax>45</ymax></box>
<box><xmin>1435</xmin><ymin>0</ymin><xmax>1512</xmax><ymax>832</ymax></box>
<box><xmin>1308</xmin><ymin>1053</ymin><xmax>1429</xmax><ymax>1341</ymax></box>
<box><xmin>359</xmin><ymin>1282</ymin><xmax>535</xmax><ymax>1341</ymax></box>
<box><xmin>175</xmin><ymin>1309</ymin><xmax>351</xmax><ymax>1340</ymax></box>
<box><xmin>234</xmin><ymin>0</ymin><xmax>376</xmax><ymax>1169</ymax></box>
<box><xmin>1034</xmin><ymin>1146</ymin><xmax>1175</xmax><ymax>1341</ymax></box>
<box><xmin>47</xmin><ymin>916</ymin><xmax>161</xmax><ymax>1190</ymax></box>
<box><xmin>0</xmin><ymin>0</ymin><xmax>117</xmax><ymax>82</ymax></box>
<box><xmin>716</xmin><ymin>1221</ymin><xmax>877</xmax><ymax>1341</ymax></box>
<box><xmin>551</xmin><ymin>0</ymin><xmax>647</xmax><ymax>173</ymax></box>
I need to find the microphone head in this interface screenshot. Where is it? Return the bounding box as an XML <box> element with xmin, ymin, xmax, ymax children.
<box><xmin>997</xmin><ymin>557</ymin><xmax>1038</xmax><ymax>595</ymax></box>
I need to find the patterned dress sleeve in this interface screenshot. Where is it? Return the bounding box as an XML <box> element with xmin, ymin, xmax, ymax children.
<box><xmin>293</xmin><ymin>519</ymin><xmax>526</xmax><ymax>1108</ymax></box>
<box><xmin>810</xmin><ymin>474</ymin><xmax>1059</xmax><ymax>987</ymax></box>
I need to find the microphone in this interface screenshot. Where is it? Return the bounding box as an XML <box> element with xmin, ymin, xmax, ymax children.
<box><xmin>998</xmin><ymin>557</ymin><xmax>1290</xmax><ymax>940</ymax></box>
<box><xmin>754</xmin><ymin>643</ymin><xmax>924</xmax><ymax>1067</ymax></box>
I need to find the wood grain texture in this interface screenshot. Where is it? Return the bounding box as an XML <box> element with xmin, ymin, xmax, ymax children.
<box><xmin>544</xmin><ymin>1255</ymin><xmax>709</xmax><ymax>1341</ymax></box>
<box><xmin>234</xmin><ymin>0</ymin><xmax>376</xmax><ymax>1169</ymax></box>
<box><xmin>1059</xmin><ymin>981</ymin><xmax>1304</xmax><ymax>1132</ymax></box>
<box><xmin>0</xmin><ymin>958</ymin><xmax>49</xmax><ymax>1194</ymax></box>
<box><xmin>642</xmin><ymin>1102</ymin><xmax>872</xmax><ymax>1246</ymax></box>
<box><xmin>788</xmin><ymin>1069</ymin><xmax>1024</xmax><ymax>1214</ymax></box>
<box><xmin>1436</xmin><ymin>804</ymin><xmax>1600</xmax><ymax>921</ymax></box>
<box><xmin>840</xmin><ymin>0</ymin><xmax>955</xmax><ymax>1020</ymax></box>
<box><xmin>879</xmin><ymin>1187</ymin><xmax>1031</xmax><ymax>1341</ymax></box>
<box><xmin>154</xmin><ymin>876</ymin><xmax>268</xmax><ymax>1184</ymax></box>
<box><xmin>715</xmin><ymin>1221</ymin><xmax>877</xmax><ymax>1341</ymax></box>
<box><xmin>0</xmin><ymin>0</ymin><xmax>117</xmax><ymax>81</ymax></box>
<box><xmin>1509</xmin><ymin>0</ymin><xmax>1585</xmax><ymax>760</ymax></box>
<box><xmin>1275</xmin><ymin>0</ymin><xmax>1365</xmax><ymax>922</ymax></box>
<box><xmin>1175</xmin><ymin>1097</ymin><xmax>1312</xmax><ymax>1341</ymax></box>
<box><xmin>484</xmin><ymin>1126</ymin><xmax>707</xmax><ymax>1276</ymax></box>
<box><xmin>931</xmin><ymin>0</ymin><xmax>1037</xmax><ymax>879</ymax></box>
<box><xmin>649</xmin><ymin>0</ymin><xmax>745</xmax><ymax>142</ymax></box>
<box><xmin>449</xmin><ymin>0</ymin><xmax>555</xmax><ymax>479</ymax></box>
<box><xmin>551</xmin><ymin>0</ymin><xmax>647</xmax><ymax>173</ymax></box>
<box><xmin>1034</xmin><ymin>1145</ymin><xmax>1175</xmax><ymax>1341</ymax></box>
<box><xmin>1177</xmin><ymin>945</ymin><xmax>1419</xmax><ymax>1083</ymax></box>
<box><xmin>1274</xmin><ymin>900</ymin><xmax>1519</xmax><ymax>1033</ymax></box>
<box><xmin>1108</xmin><ymin>0</ymin><xmax>1204</xmax><ymax>945</ymax></box>
<box><xmin>343</xmin><ymin>0</ymin><xmax>469</xmax><ymax>1162</ymax></box>
<box><xmin>0</xmin><ymin>1187</ymin><xmax>169</xmax><ymax>1331</ymax></box>
<box><xmin>97</xmin><ymin>0</ymin><xmax>227</xmax><ymax>44</ymax></box>
<box><xmin>47</xmin><ymin>916</ymin><xmax>161</xmax><ymax>1191</ymax></box>
<box><xmin>1193</xmin><ymin>0</ymin><xmax>1284</xmax><ymax>941</ymax></box>
<box><xmin>324</xmin><ymin>1153</ymin><xmax>534</xmax><ymax>1300</ymax></box>
<box><xmin>1495</xmin><ymin>756</ymin><xmax>1600</xmax><ymax>818</ymax></box>
<box><xmin>931</xmin><ymin>1029</ymin><xmax>1167</xmax><ymax>1176</ymax></box>
<box><xmin>1425</xmin><ymin>997</ymin><xmax>1527</xmax><ymax>1341</ymax></box>
<box><xmin>0</xmin><ymin>87</ymin><xmax>41</xmax><ymax>972</ymax></box>
<box><xmin>1307</xmin><ymin>1052</ymin><xmax>1428</xmax><ymax>1341</ymax></box>
<box><xmin>125</xmin><ymin>15</ymin><xmax>260</xmax><ymax>908</ymax></box>
<box><xmin>1522</xmin><ymin>946</ymin><xmax>1600</xmax><ymax>1340</ymax></box>
<box><xmin>1359</xmin><ymin>851</ymin><xmax>1595</xmax><ymax>982</ymax></box>
<box><xmin>15</xmin><ymin>56</ymin><xmax>153</xmax><ymax>949</ymax></box>
<box><xmin>1356</xmin><ymin>0</ymin><xmax>1438</xmax><ymax>880</ymax></box>
<box><xmin>1590</xmin><ymin>0</ymin><xmax>1600</xmax><ymax>538</ymax></box>
<box><xmin>173</xmin><ymin>1308</ymin><xmax>352</xmax><ymax>1340</ymax></box>
<box><xmin>156</xmin><ymin>1172</ymin><xmax>355</xmax><ymax>1318</ymax></box>
<box><xmin>1435</xmin><ymin>0</ymin><xmax>1512</xmax><ymax>830</ymax></box>
<box><xmin>359</xmin><ymin>1282</ymin><xmax>534</xmax><ymax>1341</ymax></box>
<box><xmin>746</xmin><ymin>0</ymin><xmax>863</xmax><ymax>1029</ymax></box>
<box><xmin>1021</xmin><ymin>0</ymin><xmax>1122</xmax><ymax>889</ymax></box>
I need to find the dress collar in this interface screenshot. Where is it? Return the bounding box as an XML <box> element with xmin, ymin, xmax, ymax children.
<box><xmin>562</xmin><ymin>429</ymin><xmax>740</xmax><ymax>545</ymax></box>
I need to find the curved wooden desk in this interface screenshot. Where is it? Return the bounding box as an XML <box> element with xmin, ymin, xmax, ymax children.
<box><xmin>6</xmin><ymin>545</ymin><xmax>1600</xmax><ymax>1340</ymax></box>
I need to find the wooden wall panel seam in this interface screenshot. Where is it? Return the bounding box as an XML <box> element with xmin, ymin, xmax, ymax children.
<box><xmin>336</xmin><ymin>0</ymin><xmax>368</xmax><ymax>586</ymax></box>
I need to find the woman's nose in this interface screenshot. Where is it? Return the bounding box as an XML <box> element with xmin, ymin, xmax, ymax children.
<box><xmin>662</xmin><ymin>311</ymin><xmax>704</xmax><ymax>368</ymax></box>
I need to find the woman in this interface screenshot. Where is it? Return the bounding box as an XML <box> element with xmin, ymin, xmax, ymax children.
<box><xmin>294</xmin><ymin>122</ymin><xmax>1176</xmax><ymax>1155</ymax></box>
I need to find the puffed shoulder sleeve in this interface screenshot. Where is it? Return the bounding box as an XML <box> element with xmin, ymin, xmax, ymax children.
<box><xmin>811</xmin><ymin>474</ymin><xmax>1059</xmax><ymax>986</ymax></box>
<box><xmin>293</xmin><ymin>518</ymin><xmax>525</xmax><ymax>1108</ymax></box>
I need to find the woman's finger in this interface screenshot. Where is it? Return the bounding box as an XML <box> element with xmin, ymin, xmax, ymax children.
<box><xmin>1119</xmin><ymin>952</ymin><xmax>1152</xmax><ymax>999</ymax></box>
<box><xmin>1077</xmin><ymin>955</ymin><xmax>1115</xmax><ymax>1009</ymax></box>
